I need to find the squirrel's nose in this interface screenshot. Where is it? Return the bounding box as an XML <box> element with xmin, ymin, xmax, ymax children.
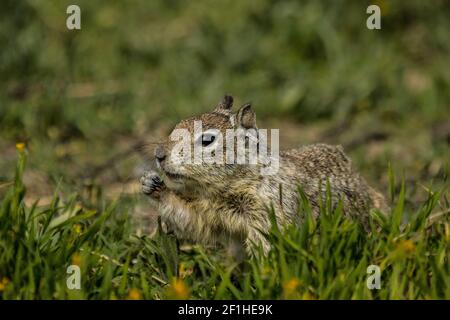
<box><xmin>155</xmin><ymin>145</ymin><xmax>166</xmax><ymax>162</ymax></box>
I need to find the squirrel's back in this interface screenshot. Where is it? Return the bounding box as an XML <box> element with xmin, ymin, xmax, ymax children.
<box><xmin>273</xmin><ymin>144</ymin><xmax>388</xmax><ymax>221</ymax></box>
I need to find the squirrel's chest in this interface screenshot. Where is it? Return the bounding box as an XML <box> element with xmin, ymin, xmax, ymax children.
<box><xmin>159</xmin><ymin>195</ymin><xmax>216</xmax><ymax>227</ymax></box>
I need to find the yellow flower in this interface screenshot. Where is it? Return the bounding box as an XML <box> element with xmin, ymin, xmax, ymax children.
<box><xmin>16</xmin><ymin>142</ymin><xmax>26</xmax><ymax>152</ymax></box>
<box><xmin>302</xmin><ymin>292</ymin><xmax>315</xmax><ymax>300</ymax></box>
<box><xmin>73</xmin><ymin>224</ymin><xmax>83</xmax><ymax>234</ymax></box>
<box><xmin>0</xmin><ymin>277</ymin><xmax>10</xmax><ymax>292</ymax></box>
<box><xmin>72</xmin><ymin>253</ymin><xmax>82</xmax><ymax>266</ymax></box>
<box><xmin>283</xmin><ymin>277</ymin><xmax>300</xmax><ymax>298</ymax></box>
<box><xmin>127</xmin><ymin>288</ymin><xmax>141</xmax><ymax>300</ymax></box>
<box><xmin>374</xmin><ymin>0</ymin><xmax>390</xmax><ymax>15</ymax></box>
<box><xmin>261</xmin><ymin>266</ymin><xmax>272</xmax><ymax>277</ymax></box>
<box><xmin>168</xmin><ymin>278</ymin><xmax>189</xmax><ymax>299</ymax></box>
<box><xmin>397</xmin><ymin>240</ymin><xmax>416</xmax><ymax>255</ymax></box>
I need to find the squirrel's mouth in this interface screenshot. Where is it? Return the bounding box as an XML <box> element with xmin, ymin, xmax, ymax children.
<box><xmin>164</xmin><ymin>171</ymin><xmax>185</xmax><ymax>181</ymax></box>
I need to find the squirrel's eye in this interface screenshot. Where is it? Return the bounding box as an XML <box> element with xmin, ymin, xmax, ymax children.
<box><xmin>201</xmin><ymin>134</ymin><xmax>215</xmax><ymax>147</ymax></box>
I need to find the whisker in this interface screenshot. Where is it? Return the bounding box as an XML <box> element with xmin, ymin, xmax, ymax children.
<box><xmin>134</xmin><ymin>141</ymin><xmax>163</xmax><ymax>158</ymax></box>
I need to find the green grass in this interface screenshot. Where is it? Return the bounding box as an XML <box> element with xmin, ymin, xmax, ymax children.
<box><xmin>1</xmin><ymin>148</ymin><xmax>448</xmax><ymax>300</ymax></box>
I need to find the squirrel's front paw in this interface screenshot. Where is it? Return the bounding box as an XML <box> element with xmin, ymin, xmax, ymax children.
<box><xmin>140</xmin><ymin>171</ymin><xmax>165</xmax><ymax>199</ymax></box>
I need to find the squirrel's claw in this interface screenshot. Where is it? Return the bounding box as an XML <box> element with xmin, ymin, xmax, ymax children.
<box><xmin>141</xmin><ymin>171</ymin><xmax>165</xmax><ymax>199</ymax></box>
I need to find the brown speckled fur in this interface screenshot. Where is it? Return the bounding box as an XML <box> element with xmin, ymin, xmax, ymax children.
<box><xmin>141</xmin><ymin>95</ymin><xmax>389</xmax><ymax>254</ymax></box>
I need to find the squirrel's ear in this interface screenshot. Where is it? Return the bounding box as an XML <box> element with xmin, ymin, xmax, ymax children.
<box><xmin>237</xmin><ymin>103</ymin><xmax>256</xmax><ymax>129</ymax></box>
<box><xmin>214</xmin><ymin>94</ymin><xmax>233</xmax><ymax>114</ymax></box>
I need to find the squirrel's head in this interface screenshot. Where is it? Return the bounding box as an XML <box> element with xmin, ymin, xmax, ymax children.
<box><xmin>154</xmin><ymin>95</ymin><xmax>260</xmax><ymax>193</ymax></box>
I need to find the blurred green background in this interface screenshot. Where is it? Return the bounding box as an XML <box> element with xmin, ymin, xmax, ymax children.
<box><xmin>0</xmin><ymin>0</ymin><xmax>449</xmax><ymax>209</ymax></box>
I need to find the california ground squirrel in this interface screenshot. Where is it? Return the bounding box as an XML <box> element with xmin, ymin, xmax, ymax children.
<box><xmin>141</xmin><ymin>95</ymin><xmax>388</xmax><ymax>254</ymax></box>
